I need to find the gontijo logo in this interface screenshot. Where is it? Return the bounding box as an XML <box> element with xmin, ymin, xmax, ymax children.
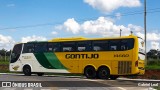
<box><xmin>65</xmin><ymin>54</ymin><xmax>99</xmax><ymax>59</ymax></box>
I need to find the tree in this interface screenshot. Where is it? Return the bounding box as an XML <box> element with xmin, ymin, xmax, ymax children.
<box><xmin>0</xmin><ymin>49</ymin><xmax>6</xmax><ymax>56</ymax></box>
<box><xmin>147</xmin><ymin>49</ymin><xmax>159</xmax><ymax>59</ymax></box>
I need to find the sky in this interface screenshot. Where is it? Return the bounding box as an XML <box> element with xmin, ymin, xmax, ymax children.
<box><xmin>0</xmin><ymin>0</ymin><xmax>160</xmax><ymax>51</ymax></box>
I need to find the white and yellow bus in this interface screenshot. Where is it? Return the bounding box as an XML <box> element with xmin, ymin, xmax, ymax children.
<box><xmin>10</xmin><ymin>34</ymin><xmax>145</xmax><ymax>79</ymax></box>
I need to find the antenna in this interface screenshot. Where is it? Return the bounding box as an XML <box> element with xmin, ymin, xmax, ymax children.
<box><xmin>130</xmin><ymin>31</ymin><xmax>133</xmax><ymax>35</ymax></box>
<box><xmin>120</xmin><ymin>29</ymin><xmax>122</xmax><ymax>37</ymax></box>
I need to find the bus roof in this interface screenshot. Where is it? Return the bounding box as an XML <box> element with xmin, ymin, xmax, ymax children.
<box><xmin>14</xmin><ymin>35</ymin><xmax>138</xmax><ymax>45</ymax></box>
<box><xmin>49</xmin><ymin>35</ymin><xmax>138</xmax><ymax>42</ymax></box>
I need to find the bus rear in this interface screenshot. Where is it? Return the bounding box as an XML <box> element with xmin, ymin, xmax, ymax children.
<box><xmin>137</xmin><ymin>37</ymin><xmax>145</xmax><ymax>75</ymax></box>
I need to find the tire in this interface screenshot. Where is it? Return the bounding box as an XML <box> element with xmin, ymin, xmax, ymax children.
<box><xmin>84</xmin><ymin>66</ymin><xmax>96</xmax><ymax>79</ymax></box>
<box><xmin>37</xmin><ymin>73</ymin><xmax>44</xmax><ymax>76</ymax></box>
<box><xmin>97</xmin><ymin>67</ymin><xmax>110</xmax><ymax>79</ymax></box>
<box><xmin>110</xmin><ymin>75</ymin><xmax>119</xmax><ymax>80</ymax></box>
<box><xmin>23</xmin><ymin>65</ymin><xmax>31</xmax><ymax>76</ymax></box>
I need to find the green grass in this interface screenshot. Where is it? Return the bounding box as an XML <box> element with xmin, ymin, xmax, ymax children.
<box><xmin>0</xmin><ymin>60</ymin><xmax>9</xmax><ymax>65</ymax></box>
<box><xmin>0</xmin><ymin>70</ymin><xmax>10</xmax><ymax>73</ymax></box>
<box><xmin>145</xmin><ymin>65</ymin><xmax>160</xmax><ymax>70</ymax></box>
<box><xmin>146</xmin><ymin>59</ymin><xmax>160</xmax><ymax>70</ymax></box>
<box><xmin>154</xmin><ymin>86</ymin><xmax>160</xmax><ymax>90</ymax></box>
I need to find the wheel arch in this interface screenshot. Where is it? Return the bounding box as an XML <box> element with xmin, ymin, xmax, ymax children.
<box><xmin>83</xmin><ymin>64</ymin><xmax>97</xmax><ymax>73</ymax></box>
<box><xmin>97</xmin><ymin>65</ymin><xmax>111</xmax><ymax>74</ymax></box>
<box><xmin>22</xmin><ymin>64</ymin><xmax>32</xmax><ymax>72</ymax></box>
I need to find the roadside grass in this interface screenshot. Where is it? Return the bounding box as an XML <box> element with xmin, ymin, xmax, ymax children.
<box><xmin>0</xmin><ymin>59</ymin><xmax>9</xmax><ymax>73</ymax></box>
<box><xmin>145</xmin><ymin>65</ymin><xmax>160</xmax><ymax>70</ymax></box>
<box><xmin>0</xmin><ymin>56</ymin><xmax>10</xmax><ymax>65</ymax></box>
<box><xmin>0</xmin><ymin>70</ymin><xmax>10</xmax><ymax>73</ymax></box>
<box><xmin>146</xmin><ymin>59</ymin><xmax>160</xmax><ymax>70</ymax></box>
<box><xmin>0</xmin><ymin>60</ymin><xmax>9</xmax><ymax>65</ymax></box>
<box><xmin>154</xmin><ymin>86</ymin><xmax>160</xmax><ymax>90</ymax></box>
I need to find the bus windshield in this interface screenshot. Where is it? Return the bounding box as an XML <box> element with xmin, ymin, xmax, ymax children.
<box><xmin>10</xmin><ymin>44</ymin><xmax>22</xmax><ymax>63</ymax></box>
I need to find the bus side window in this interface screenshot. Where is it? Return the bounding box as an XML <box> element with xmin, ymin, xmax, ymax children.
<box><xmin>109</xmin><ymin>40</ymin><xmax>120</xmax><ymax>51</ymax></box>
<box><xmin>23</xmin><ymin>43</ymin><xmax>34</xmax><ymax>53</ymax></box>
<box><xmin>35</xmin><ymin>43</ymin><xmax>47</xmax><ymax>53</ymax></box>
<box><xmin>48</xmin><ymin>43</ymin><xmax>60</xmax><ymax>52</ymax></box>
<box><xmin>121</xmin><ymin>39</ymin><xmax>128</xmax><ymax>50</ymax></box>
<box><xmin>61</xmin><ymin>42</ymin><xmax>75</xmax><ymax>52</ymax></box>
<box><xmin>92</xmin><ymin>40</ymin><xmax>108</xmax><ymax>51</ymax></box>
<box><xmin>77</xmin><ymin>41</ymin><xmax>91</xmax><ymax>52</ymax></box>
<box><xmin>121</xmin><ymin>39</ymin><xmax>134</xmax><ymax>50</ymax></box>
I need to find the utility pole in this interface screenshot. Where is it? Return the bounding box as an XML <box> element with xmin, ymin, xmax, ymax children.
<box><xmin>144</xmin><ymin>0</ymin><xmax>147</xmax><ymax>65</ymax></box>
<box><xmin>5</xmin><ymin>51</ymin><xmax>7</xmax><ymax>61</ymax></box>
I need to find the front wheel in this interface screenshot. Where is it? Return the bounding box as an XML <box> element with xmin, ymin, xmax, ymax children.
<box><xmin>97</xmin><ymin>67</ymin><xmax>110</xmax><ymax>79</ymax></box>
<box><xmin>37</xmin><ymin>73</ymin><xmax>44</xmax><ymax>76</ymax></box>
<box><xmin>84</xmin><ymin>66</ymin><xmax>96</xmax><ymax>79</ymax></box>
<box><xmin>23</xmin><ymin>65</ymin><xmax>31</xmax><ymax>76</ymax></box>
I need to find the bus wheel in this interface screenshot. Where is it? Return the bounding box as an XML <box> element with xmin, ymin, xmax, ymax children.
<box><xmin>110</xmin><ymin>75</ymin><xmax>119</xmax><ymax>80</ymax></box>
<box><xmin>23</xmin><ymin>65</ymin><xmax>31</xmax><ymax>76</ymax></box>
<box><xmin>97</xmin><ymin>67</ymin><xmax>110</xmax><ymax>79</ymax></box>
<box><xmin>84</xmin><ymin>66</ymin><xmax>96</xmax><ymax>79</ymax></box>
<box><xmin>37</xmin><ymin>73</ymin><xmax>44</xmax><ymax>76</ymax></box>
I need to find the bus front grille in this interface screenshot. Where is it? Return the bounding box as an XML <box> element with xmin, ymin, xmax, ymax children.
<box><xmin>118</xmin><ymin>61</ymin><xmax>132</xmax><ymax>74</ymax></box>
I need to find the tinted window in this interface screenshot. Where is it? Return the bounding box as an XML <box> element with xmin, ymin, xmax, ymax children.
<box><xmin>48</xmin><ymin>43</ymin><xmax>60</xmax><ymax>52</ymax></box>
<box><xmin>35</xmin><ymin>43</ymin><xmax>47</xmax><ymax>53</ymax></box>
<box><xmin>61</xmin><ymin>42</ymin><xmax>75</xmax><ymax>52</ymax></box>
<box><xmin>92</xmin><ymin>41</ymin><xmax>108</xmax><ymax>51</ymax></box>
<box><xmin>10</xmin><ymin>44</ymin><xmax>22</xmax><ymax>63</ymax></box>
<box><xmin>77</xmin><ymin>41</ymin><xmax>91</xmax><ymax>51</ymax></box>
<box><xmin>120</xmin><ymin>39</ymin><xmax>134</xmax><ymax>50</ymax></box>
<box><xmin>109</xmin><ymin>40</ymin><xmax>120</xmax><ymax>51</ymax></box>
<box><xmin>22</xmin><ymin>43</ymin><xmax>34</xmax><ymax>53</ymax></box>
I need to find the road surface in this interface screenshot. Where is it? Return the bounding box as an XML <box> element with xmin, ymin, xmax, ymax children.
<box><xmin>0</xmin><ymin>74</ymin><xmax>159</xmax><ymax>90</ymax></box>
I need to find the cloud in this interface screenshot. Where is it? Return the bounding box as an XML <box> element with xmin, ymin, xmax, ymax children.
<box><xmin>51</xmin><ymin>31</ymin><xmax>58</xmax><ymax>35</ymax></box>
<box><xmin>6</xmin><ymin>4</ymin><xmax>15</xmax><ymax>7</ymax></box>
<box><xmin>136</xmin><ymin>32</ymin><xmax>160</xmax><ymax>41</ymax></box>
<box><xmin>55</xmin><ymin>17</ymin><xmax>143</xmax><ymax>37</ymax></box>
<box><xmin>147</xmin><ymin>33</ymin><xmax>160</xmax><ymax>41</ymax></box>
<box><xmin>64</xmin><ymin>18</ymin><xmax>80</xmax><ymax>34</ymax></box>
<box><xmin>115</xmin><ymin>13</ymin><xmax>121</xmax><ymax>19</ymax></box>
<box><xmin>0</xmin><ymin>34</ymin><xmax>15</xmax><ymax>50</ymax></box>
<box><xmin>151</xmin><ymin>42</ymin><xmax>159</xmax><ymax>50</ymax></box>
<box><xmin>128</xmin><ymin>24</ymin><xmax>143</xmax><ymax>32</ymax></box>
<box><xmin>84</xmin><ymin>0</ymin><xmax>141</xmax><ymax>13</ymax></box>
<box><xmin>21</xmin><ymin>35</ymin><xmax>47</xmax><ymax>43</ymax></box>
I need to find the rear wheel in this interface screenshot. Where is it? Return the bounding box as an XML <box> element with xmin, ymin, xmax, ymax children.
<box><xmin>110</xmin><ymin>75</ymin><xmax>119</xmax><ymax>80</ymax></box>
<box><xmin>84</xmin><ymin>66</ymin><xmax>96</xmax><ymax>79</ymax></box>
<box><xmin>23</xmin><ymin>65</ymin><xmax>31</xmax><ymax>76</ymax></box>
<box><xmin>37</xmin><ymin>73</ymin><xmax>44</xmax><ymax>76</ymax></box>
<box><xmin>97</xmin><ymin>67</ymin><xmax>110</xmax><ymax>79</ymax></box>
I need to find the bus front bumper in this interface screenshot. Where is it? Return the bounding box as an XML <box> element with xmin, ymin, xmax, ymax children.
<box><xmin>138</xmin><ymin>67</ymin><xmax>145</xmax><ymax>75</ymax></box>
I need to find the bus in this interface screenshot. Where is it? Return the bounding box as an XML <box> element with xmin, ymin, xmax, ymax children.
<box><xmin>9</xmin><ymin>34</ymin><xmax>145</xmax><ymax>80</ymax></box>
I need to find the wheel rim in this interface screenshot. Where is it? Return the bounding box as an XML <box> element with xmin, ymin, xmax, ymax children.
<box><xmin>85</xmin><ymin>67</ymin><xmax>96</xmax><ymax>78</ymax></box>
<box><xmin>25</xmin><ymin>68</ymin><xmax>29</xmax><ymax>74</ymax></box>
<box><xmin>101</xmin><ymin>70</ymin><xmax>107</xmax><ymax>77</ymax></box>
<box><xmin>87</xmin><ymin>69</ymin><xmax>93</xmax><ymax>76</ymax></box>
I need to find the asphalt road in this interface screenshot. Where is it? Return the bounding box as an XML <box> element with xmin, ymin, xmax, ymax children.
<box><xmin>0</xmin><ymin>74</ymin><xmax>159</xmax><ymax>90</ymax></box>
